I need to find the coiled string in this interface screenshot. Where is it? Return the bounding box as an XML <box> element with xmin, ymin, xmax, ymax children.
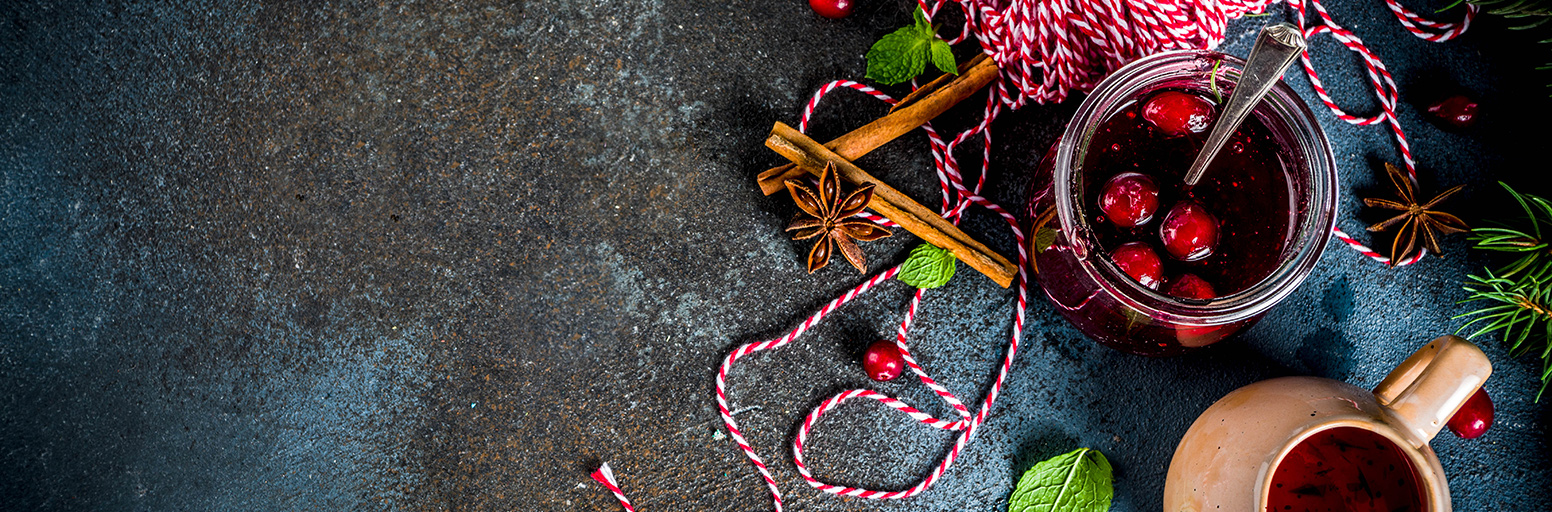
<box><xmin>592</xmin><ymin>1</ymin><xmax>1477</xmax><ymax>510</ymax></box>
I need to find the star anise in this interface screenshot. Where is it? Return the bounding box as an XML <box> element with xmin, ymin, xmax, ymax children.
<box><xmin>1364</xmin><ymin>162</ymin><xmax>1469</xmax><ymax>264</ymax></box>
<box><xmin>784</xmin><ymin>163</ymin><xmax>892</xmax><ymax>273</ymax></box>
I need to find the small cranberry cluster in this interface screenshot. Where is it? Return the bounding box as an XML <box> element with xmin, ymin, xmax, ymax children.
<box><xmin>1101</xmin><ymin>91</ymin><xmax>1222</xmax><ymax>300</ymax></box>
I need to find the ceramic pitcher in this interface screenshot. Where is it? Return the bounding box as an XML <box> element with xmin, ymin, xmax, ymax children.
<box><xmin>1164</xmin><ymin>335</ymin><xmax>1492</xmax><ymax>512</ymax></box>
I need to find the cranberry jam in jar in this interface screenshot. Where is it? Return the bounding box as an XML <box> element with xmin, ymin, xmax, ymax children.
<box><xmin>1030</xmin><ymin>51</ymin><xmax>1336</xmax><ymax>356</ymax></box>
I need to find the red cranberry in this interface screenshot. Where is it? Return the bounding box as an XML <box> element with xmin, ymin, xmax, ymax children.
<box><xmin>1160</xmin><ymin>201</ymin><xmax>1219</xmax><ymax>261</ymax></box>
<box><xmin>1111</xmin><ymin>242</ymin><xmax>1163</xmax><ymax>289</ymax></box>
<box><xmin>1167</xmin><ymin>273</ymin><xmax>1216</xmax><ymax>300</ymax></box>
<box><xmin>1099</xmin><ymin>172</ymin><xmax>1160</xmax><ymax>228</ymax></box>
<box><xmin>1169</xmin><ymin>276</ymin><xmax>1223</xmax><ymax>345</ymax></box>
<box><xmin>1175</xmin><ymin>323</ymin><xmax>1229</xmax><ymax>348</ymax></box>
<box><xmin>1142</xmin><ymin>91</ymin><xmax>1215</xmax><ymax>136</ymax></box>
<box><xmin>809</xmin><ymin>0</ymin><xmax>854</xmax><ymax>19</ymax></box>
<box><xmin>862</xmin><ymin>340</ymin><xmax>904</xmax><ymax>381</ymax></box>
<box><xmin>1426</xmin><ymin>95</ymin><xmax>1478</xmax><ymax>128</ymax></box>
<box><xmin>1447</xmin><ymin>387</ymin><xmax>1493</xmax><ymax>439</ymax></box>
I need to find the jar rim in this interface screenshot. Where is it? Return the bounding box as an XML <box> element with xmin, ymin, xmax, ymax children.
<box><xmin>1052</xmin><ymin>50</ymin><xmax>1338</xmax><ymax>325</ymax></box>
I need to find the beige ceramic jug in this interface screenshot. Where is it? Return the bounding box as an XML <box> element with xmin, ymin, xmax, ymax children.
<box><xmin>1164</xmin><ymin>335</ymin><xmax>1492</xmax><ymax>512</ymax></box>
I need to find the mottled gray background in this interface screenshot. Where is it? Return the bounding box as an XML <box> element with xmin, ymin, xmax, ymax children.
<box><xmin>2</xmin><ymin>0</ymin><xmax>1548</xmax><ymax>510</ymax></box>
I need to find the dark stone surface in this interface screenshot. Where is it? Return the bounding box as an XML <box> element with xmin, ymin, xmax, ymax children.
<box><xmin>2</xmin><ymin>1</ymin><xmax>1548</xmax><ymax>510</ymax></box>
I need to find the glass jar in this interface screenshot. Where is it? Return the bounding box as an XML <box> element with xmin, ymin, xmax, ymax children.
<box><xmin>1029</xmin><ymin>50</ymin><xmax>1337</xmax><ymax>356</ymax></box>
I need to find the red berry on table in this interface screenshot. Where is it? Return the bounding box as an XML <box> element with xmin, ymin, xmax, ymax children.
<box><xmin>1427</xmin><ymin>95</ymin><xmax>1478</xmax><ymax>128</ymax></box>
<box><xmin>1099</xmin><ymin>172</ymin><xmax>1161</xmax><ymax>228</ymax></box>
<box><xmin>1142</xmin><ymin>91</ymin><xmax>1215</xmax><ymax>136</ymax></box>
<box><xmin>1167</xmin><ymin>273</ymin><xmax>1216</xmax><ymax>300</ymax></box>
<box><xmin>1111</xmin><ymin>241</ymin><xmax>1163</xmax><ymax>290</ymax></box>
<box><xmin>809</xmin><ymin>0</ymin><xmax>854</xmax><ymax>19</ymax></box>
<box><xmin>1447</xmin><ymin>387</ymin><xmax>1493</xmax><ymax>439</ymax></box>
<box><xmin>1160</xmin><ymin>201</ymin><xmax>1219</xmax><ymax>261</ymax></box>
<box><xmin>862</xmin><ymin>340</ymin><xmax>904</xmax><ymax>381</ymax></box>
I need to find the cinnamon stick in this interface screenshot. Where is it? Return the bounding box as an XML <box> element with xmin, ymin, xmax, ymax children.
<box><xmin>889</xmin><ymin>53</ymin><xmax>986</xmax><ymax>113</ymax></box>
<box><xmin>766</xmin><ymin>122</ymin><xmax>1017</xmax><ymax>288</ymax></box>
<box><xmin>755</xmin><ymin>54</ymin><xmax>998</xmax><ymax>196</ymax></box>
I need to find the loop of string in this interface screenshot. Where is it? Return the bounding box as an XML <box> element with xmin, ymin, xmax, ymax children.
<box><xmin>592</xmin><ymin>1</ymin><xmax>1474</xmax><ymax>510</ymax></box>
<box><xmin>723</xmin><ymin>70</ymin><xmax>1032</xmax><ymax>508</ymax></box>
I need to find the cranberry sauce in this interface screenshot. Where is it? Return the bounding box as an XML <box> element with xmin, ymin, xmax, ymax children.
<box><xmin>1083</xmin><ymin>89</ymin><xmax>1294</xmax><ymax>297</ymax></box>
<box><xmin>1266</xmin><ymin>427</ymin><xmax>1427</xmax><ymax>512</ymax></box>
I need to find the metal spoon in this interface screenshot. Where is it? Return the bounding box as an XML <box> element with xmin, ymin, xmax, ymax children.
<box><xmin>1182</xmin><ymin>23</ymin><xmax>1308</xmax><ymax>187</ymax></box>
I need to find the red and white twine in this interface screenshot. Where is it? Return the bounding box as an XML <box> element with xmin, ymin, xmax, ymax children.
<box><xmin>590</xmin><ymin>463</ymin><xmax>635</xmax><ymax>512</ymax></box>
<box><xmin>591</xmin><ymin>0</ymin><xmax>1474</xmax><ymax>510</ymax></box>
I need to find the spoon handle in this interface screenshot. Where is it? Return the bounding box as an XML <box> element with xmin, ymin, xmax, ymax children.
<box><xmin>1183</xmin><ymin>23</ymin><xmax>1307</xmax><ymax>187</ymax></box>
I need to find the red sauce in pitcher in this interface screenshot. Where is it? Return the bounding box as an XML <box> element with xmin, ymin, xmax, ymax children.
<box><xmin>1265</xmin><ymin>427</ymin><xmax>1427</xmax><ymax>512</ymax></box>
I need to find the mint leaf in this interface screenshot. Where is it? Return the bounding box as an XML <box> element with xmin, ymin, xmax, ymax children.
<box><xmin>1031</xmin><ymin>206</ymin><xmax>1058</xmax><ymax>255</ymax></box>
<box><xmin>1009</xmin><ymin>448</ymin><xmax>1114</xmax><ymax>512</ymax></box>
<box><xmin>897</xmin><ymin>243</ymin><xmax>956</xmax><ymax>289</ymax></box>
<box><xmin>929</xmin><ymin>39</ymin><xmax>956</xmax><ymax>76</ymax></box>
<box><xmin>1034</xmin><ymin>225</ymin><xmax>1058</xmax><ymax>253</ymax></box>
<box><xmin>1122</xmin><ymin>308</ymin><xmax>1152</xmax><ymax>334</ymax></box>
<box><xmin>865</xmin><ymin>8</ymin><xmax>954</xmax><ymax>86</ymax></box>
<box><xmin>865</xmin><ymin>24</ymin><xmax>932</xmax><ymax>85</ymax></box>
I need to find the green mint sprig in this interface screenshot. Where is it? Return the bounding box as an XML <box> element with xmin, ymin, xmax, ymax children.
<box><xmin>865</xmin><ymin>8</ymin><xmax>957</xmax><ymax>86</ymax></box>
<box><xmin>1009</xmin><ymin>448</ymin><xmax>1114</xmax><ymax>512</ymax></box>
<box><xmin>898</xmin><ymin>243</ymin><xmax>956</xmax><ymax>289</ymax></box>
<box><xmin>1208</xmin><ymin>60</ymin><xmax>1224</xmax><ymax>104</ymax></box>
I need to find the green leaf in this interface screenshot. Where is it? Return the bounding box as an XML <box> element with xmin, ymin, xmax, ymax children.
<box><xmin>1034</xmin><ymin>226</ymin><xmax>1058</xmax><ymax>254</ymax></box>
<box><xmin>898</xmin><ymin>243</ymin><xmax>956</xmax><ymax>289</ymax></box>
<box><xmin>1208</xmin><ymin>60</ymin><xmax>1223</xmax><ymax>103</ymax></box>
<box><xmin>929</xmin><ymin>39</ymin><xmax>957</xmax><ymax>76</ymax></box>
<box><xmin>865</xmin><ymin>24</ymin><xmax>931</xmax><ymax>85</ymax></box>
<box><xmin>865</xmin><ymin>8</ymin><xmax>953</xmax><ymax>86</ymax></box>
<box><xmin>1009</xmin><ymin>448</ymin><xmax>1114</xmax><ymax>512</ymax></box>
<box><xmin>1122</xmin><ymin>307</ymin><xmax>1152</xmax><ymax>334</ymax></box>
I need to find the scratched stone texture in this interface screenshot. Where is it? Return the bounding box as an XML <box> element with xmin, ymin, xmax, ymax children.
<box><xmin>1</xmin><ymin>0</ymin><xmax>1548</xmax><ymax>510</ymax></box>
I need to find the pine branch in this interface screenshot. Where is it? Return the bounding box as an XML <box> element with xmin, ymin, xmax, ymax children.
<box><xmin>1467</xmin><ymin>182</ymin><xmax>1552</xmax><ymax>280</ymax></box>
<box><xmin>1468</xmin><ymin>0</ymin><xmax>1552</xmax><ymax>93</ymax></box>
<box><xmin>1458</xmin><ymin>182</ymin><xmax>1552</xmax><ymax>400</ymax></box>
<box><xmin>1471</xmin><ymin>0</ymin><xmax>1552</xmax><ymax>24</ymax></box>
<box><xmin>1456</xmin><ymin>271</ymin><xmax>1552</xmax><ymax>399</ymax></box>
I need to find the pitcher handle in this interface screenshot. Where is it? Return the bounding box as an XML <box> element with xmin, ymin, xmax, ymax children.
<box><xmin>1373</xmin><ymin>335</ymin><xmax>1493</xmax><ymax>447</ymax></box>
